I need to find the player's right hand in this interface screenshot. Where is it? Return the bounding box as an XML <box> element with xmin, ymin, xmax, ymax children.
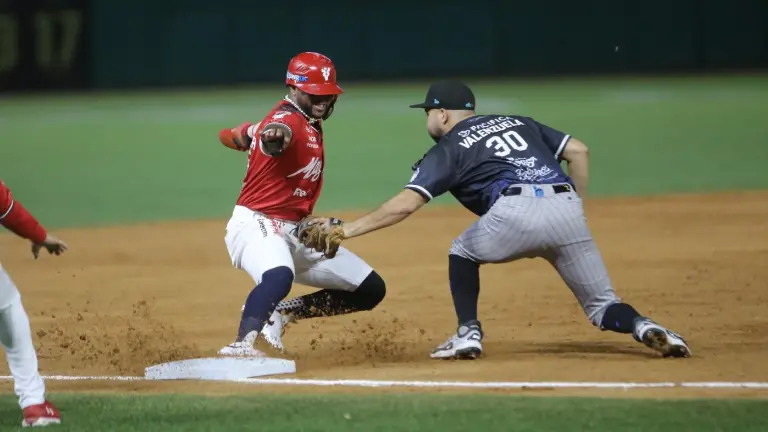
<box><xmin>260</xmin><ymin>124</ymin><xmax>293</xmax><ymax>156</ymax></box>
<box><xmin>261</xmin><ymin>127</ymin><xmax>287</xmax><ymax>143</ymax></box>
<box><xmin>32</xmin><ymin>234</ymin><xmax>68</xmax><ymax>259</ymax></box>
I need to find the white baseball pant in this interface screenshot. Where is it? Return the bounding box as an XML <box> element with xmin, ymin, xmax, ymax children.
<box><xmin>224</xmin><ymin>206</ymin><xmax>373</xmax><ymax>290</ymax></box>
<box><xmin>0</xmin><ymin>262</ymin><xmax>46</xmax><ymax>409</ymax></box>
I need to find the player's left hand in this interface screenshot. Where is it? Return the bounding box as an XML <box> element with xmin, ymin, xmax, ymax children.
<box><xmin>31</xmin><ymin>234</ymin><xmax>68</xmax><ymax>259</ymax></box>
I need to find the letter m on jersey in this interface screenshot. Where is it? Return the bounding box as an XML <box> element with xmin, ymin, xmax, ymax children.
<box><xmin>287</xmin><ymin>157</ymin><xmax>323</xmax><ymax>182</ymax></box>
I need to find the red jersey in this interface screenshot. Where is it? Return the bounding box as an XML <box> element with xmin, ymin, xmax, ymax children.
<box><xmin>0</xmin><ymin>179</ymin><xmax>47</xmax><ymax>243</ymax></box>
<box><xmin>235</xmin><ymin>100</ymin><xmax>325</xmax><ymax>221</ymax></box>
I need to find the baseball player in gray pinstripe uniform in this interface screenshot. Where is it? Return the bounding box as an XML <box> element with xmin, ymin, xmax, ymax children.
<box><xmin>309</xmin><ymin>81</ymin><xmax>692</xmax><ymax>360</ymax></box>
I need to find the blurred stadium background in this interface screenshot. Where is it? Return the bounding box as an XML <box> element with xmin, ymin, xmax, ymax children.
<box><xmin>2</xmin><ymin>0</ymin><xmax>767</xmax><ymax>92</ymax></box>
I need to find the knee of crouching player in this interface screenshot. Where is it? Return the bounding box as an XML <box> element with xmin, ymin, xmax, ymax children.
<box><xmin>354</xmin><ymin>270</ymin><xmax>386</xmax><ymax>310</ymax></box>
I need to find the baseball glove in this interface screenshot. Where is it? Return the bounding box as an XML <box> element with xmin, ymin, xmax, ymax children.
<box><xmin>260</xmin><ymin>124</ymin><xmax>292</xmax><ymax>156</ymax></box>
<box><xmin>296</xmin><ymin>217</ymin><xmax>344</xmax><ymax>258</ymax></box>
<box><xmin>317</xmin><ymin>225</ymin><xmax>345</xmax><ymax>259</ymax></box>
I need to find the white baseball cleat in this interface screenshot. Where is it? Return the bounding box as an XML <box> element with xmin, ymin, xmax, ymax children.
<box><xmin>430</xmin><ymin>320</ymin><xmax>483</xmax><ymax>360</ymax></box>
<box><xmin>260</xmin><ymin>311</ymin><xmax>294</xmax><ymax>352</ymax></box>
<box><xmin>634</xmin><ymin>318</ymin><xmax>691</xmax><ymax>358</ymax></box>
<box><xmin>217</xmin><ymin>332</ymin><xmax>266</xmax><ymax>357</ymax></box>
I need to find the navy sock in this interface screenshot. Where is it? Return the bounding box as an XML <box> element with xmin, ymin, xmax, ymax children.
<box><xmin>237</xmin><ymin>266</ymin><xmax>294</xmax><ymax>342</ymax></box>
<box><xmin>448</xmin><ymin>254</ymin><xmax>481</xmax><ymax>325</ymax></box>
<box><xmin>600</xmin><ymin>303</ymin><xmax>642</xmax><ymax>333</ymax></box>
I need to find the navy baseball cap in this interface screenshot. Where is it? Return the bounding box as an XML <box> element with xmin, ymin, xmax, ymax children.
<box><xmin>409</xmin><ymin>81</ymin><xmax>476</xmax><ymax>110</ymax></box>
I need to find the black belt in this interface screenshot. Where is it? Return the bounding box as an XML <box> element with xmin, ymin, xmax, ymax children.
<box><xmin>501</xmin><ymin>183</ymin><xmax>573</xmax><ymax>196</ymax></box>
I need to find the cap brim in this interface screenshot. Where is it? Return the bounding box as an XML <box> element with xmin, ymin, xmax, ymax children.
<box><xmin>409</xmin><ymin>102</ymin><xmax>436</xmax><ymax>109</ymax></box>
<box><xmin>296</xmin><ymin>83</ymin><xmax>344</xmax><ymax>95</ymax></box>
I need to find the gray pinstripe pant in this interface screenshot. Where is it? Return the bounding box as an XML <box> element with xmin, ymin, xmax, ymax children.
<box><xmin>449</xmin><ymin>184</ymin><xmax>621</xmax><ymax>326</ymax></box>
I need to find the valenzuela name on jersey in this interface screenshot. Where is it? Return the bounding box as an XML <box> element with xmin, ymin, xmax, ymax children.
<box><xmin>457</xmin><ymin>117</ymin><xmax>524</xmax><ymax>148</ymax></box>
<box><xmin>404</xmin><ymin>114</ymin><xmax>574</xmax><ymax>217</ymax></box>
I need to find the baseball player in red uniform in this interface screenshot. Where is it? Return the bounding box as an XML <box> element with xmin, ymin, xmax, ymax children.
<box><xmin>0</xmin><ymin>179</ymin><xmax>66</xmax><ymax>427</ymax></box>
<box><xmin>216</xmin><ymin>52</ymin><xmax>386</xmax><ymax>356</ymax></box>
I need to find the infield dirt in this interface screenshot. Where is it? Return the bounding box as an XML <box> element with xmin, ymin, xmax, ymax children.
<box><xmin>2</xmin><ymin>191</ymin><xmax>767</xmax><ymax>398</ymax></box>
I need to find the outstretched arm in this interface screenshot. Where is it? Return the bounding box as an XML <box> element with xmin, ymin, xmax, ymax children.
<box><xmin>304</xmin><ymin>143</ymin><xmax>455</xmax><ymax>258</ymax></box>
<box><xmin>0</xmin><ymin>180</ymin><xmax>47</xmax><ymax>243</ymax></box>
<box><xmin>301</xmin><ymin>189</ymin><xmax>427</xmax><ymax>259</ymax></box>
<box><xmin>219</xmin><ymin>117</ymin><xmax>293</xmax><ymax>157</ymax></box>
<box><xmin>0</xmin><ymin>180</ymin><xmax>68</xmax><ymax>258</ymax></box>
<box><xmin>342</xmin><ymin>189</ymin><xmax>427</xmax><ymax>238</ymax></box>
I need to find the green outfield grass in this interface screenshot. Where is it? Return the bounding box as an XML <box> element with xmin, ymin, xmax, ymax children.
<box><xmin>1</xmin><ymin>393</ymin><xmax>767</xmax><ymax>431</ymax></box>
<box><xmin>1</xmin><ymin>74</ymin><xmax>767</xmax><ymax>228</ymax></box>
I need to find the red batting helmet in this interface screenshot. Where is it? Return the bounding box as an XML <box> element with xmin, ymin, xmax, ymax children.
<box><xmin>285</xmin><ymin>52</ymin><xmax>343</xmax><ymax>96</ymax></box>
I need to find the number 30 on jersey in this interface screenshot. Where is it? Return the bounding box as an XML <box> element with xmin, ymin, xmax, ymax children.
<box><xmin>486</xmin><ymin>131</ymin><xmax>528</xmax><ymax>157</ymax></box>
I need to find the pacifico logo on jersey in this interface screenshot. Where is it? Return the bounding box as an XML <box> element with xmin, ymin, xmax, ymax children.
<box><xmin>287</xmin><ymin>157</ymin><xmax>323</xmax><ymax>182</ymax></box>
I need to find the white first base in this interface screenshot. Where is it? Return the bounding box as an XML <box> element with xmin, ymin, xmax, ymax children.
<box><xmin>144</xmin><ymin>357</ymin><xmax>296</xmax><ymax>381</ymax></box>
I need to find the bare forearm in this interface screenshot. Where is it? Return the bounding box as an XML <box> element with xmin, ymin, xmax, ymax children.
<box><xmin>343</xmin><ymin>189</ymin><xmax>427</xmax><ymax>238</ymax></box>
<box><xmin>567</xmin><ymin>155</ymin><xmax>589</xmax><ymax>196</ymax></box>
<box><xmin>343</xmin><ymin>203</ymin><xmax>411</xmax><ymax>238</ymax></box>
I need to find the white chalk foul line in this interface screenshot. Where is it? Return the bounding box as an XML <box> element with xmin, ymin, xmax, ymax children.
<box><xmin>239</xmin><ymin>379</ymin><xmax>676</xmax><ymax>389</ymax></box>
<box><xmin>238</xmin><ymin>379</ymin><xmax>768</xmax><ymax>389</ymax></box>
<box><xmin>0</xmin><ymin>375</ymin><xmax>143</xmax><ymax>381</ymax></box>
<box><xmin>1</xmin><ymin>376</ymin><xmax>767</xmax><ymax>389</ymax></box>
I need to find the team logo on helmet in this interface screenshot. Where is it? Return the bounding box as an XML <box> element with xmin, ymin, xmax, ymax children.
<box><xmin>287</xmin><ymin>72</ymin><xmax>308</xmax><ymax>83</ymax></box>
<box><xmin>321</xmin><ymin>67</ymin><xmax>331</xmax><ymax>82</ymax></box>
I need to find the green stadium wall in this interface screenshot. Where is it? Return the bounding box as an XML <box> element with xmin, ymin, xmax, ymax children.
<box><xmin>0</xmin><ymin>0</ymin><xmax>766</xmax><ymax>91</ymax></box>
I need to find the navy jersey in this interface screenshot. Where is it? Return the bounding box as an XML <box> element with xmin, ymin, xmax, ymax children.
<box><xmin>405</xmin><ymin>114</ymin><xmax>573</xmax><ymax>216</ymax></box>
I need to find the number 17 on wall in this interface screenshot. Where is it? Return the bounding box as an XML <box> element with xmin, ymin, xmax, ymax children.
<box><xmin>35</xmin><ymin>10</ymin><xmax>83</xmax><ymax>71</ymax></box>
<box><xmin>0</xmin><ymin>9</ymin><xmax>83</xmax><ymax>74</ymax></box>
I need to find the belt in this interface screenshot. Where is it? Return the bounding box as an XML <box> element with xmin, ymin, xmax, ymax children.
<box><xmin>501</xmin><ymin>183</ymin><xmax>573</xmax><ymax>196</ymax></box>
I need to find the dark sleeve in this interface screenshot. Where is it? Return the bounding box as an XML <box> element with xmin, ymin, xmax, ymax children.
<box><xmin>404</xmin><ymin>144</ymin><xmax>458</xmax><ymax>201</ymax></box>
<box><xmin>530</xmin><ymin>118</ymin><xmax>571</xmax><ymax>160</ymax></box>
